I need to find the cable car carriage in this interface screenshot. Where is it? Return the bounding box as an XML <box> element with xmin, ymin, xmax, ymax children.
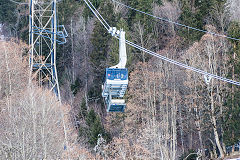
<box><xmin>102</xmin><ymin>28</ymin><xmax>128</xmax><ymax>112</ymax></box>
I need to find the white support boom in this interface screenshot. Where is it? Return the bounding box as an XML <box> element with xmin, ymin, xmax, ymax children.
<box><xmin>109</xmin><ymin>27</ymin><xmax>127</xmax><ymax>69</ymax></box>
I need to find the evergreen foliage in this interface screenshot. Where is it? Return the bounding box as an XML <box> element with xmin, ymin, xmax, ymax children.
<box><xmin>79</xmin><ymin>109</ymin><xmax>111</xmax><ymax>146</ymax></box>
<box><xmin>178</xmin><ymin>0</ymin><xmax>228</xmax><ymax>42</ymax></box>
<box><xmin>79</xmin><ymin>98</ymin><xmax>88</xmax><ymax>118</ymax></box>
<box><xmin>223</xmin><ymin>21</ymin><xmax>240</xmax><ymax>146</ymax></box>
<box><xmin>128</xmin><ymin>0</ymin><xmax>153</xmax><ymax>20</ymax></box>
<box><xmin>55</xmin><ymin>0</ymin><xmax>79</xmax><ymax>86</ymax></box>
<box><xmin>18</xmin><ymin>15</ymin><xmax>28</xmax><ymax>41</ymax></box>
<box><xmin>178</xmin><ymin>0</ymin><xmax>207</xmax><ymax>42</ymax></box>
<box><xmin>127</xmin><ymin>0</ymin><xmax>161</xmax><ymax>26</ymax></box>
<box><xmin>90</xmin><ymin>20</ymin><xmax>111</xmax><ymax>73</ymax></box>
<box><xmin>0</xmin><ymin>0</ymin><xmax>17</xmax><ymax>25</ymax></box>
<box><xmin>71</xmin><ymin>77</ymin><xmax>82</xmax><ymax>96</ymax></box>
<box><xmin>0</xmin><ymin>0</ymin><xmax>28</xmax><ymax>40</ymax></box>
<box><xmin>224</xmin><ymin>92</ymin><xmax>240</xmax><ymax>146</ymax></box>
<box><xmin>58</xmin><ymin>0</ymin><xmax>79</xmax><ymax>24</ymax></box>
<box><xmin>88</xmin><ymin>2</ymin><xmax>117</xmax><ymax>107</ymax></box>
<box><xmin>227</xmin><ymin>22</ymin><xmax>240</xmax><ymax>46</ymax></box>
<box><xmin>209</xmin><ymin>0</ymin><xmax>228</xmax><ymax>31</ymax></box>
<box><xmin>82</xmin><ymin>0</ymin><xmax>103</xmax><ymax>19</ymax></box>
<box><xmin>122</xmin><ymin>0</ymin><xmax>159</xmax><ymax>63</ymax></box>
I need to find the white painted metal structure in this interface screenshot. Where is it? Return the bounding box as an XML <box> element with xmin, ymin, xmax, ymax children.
<box><xmin>29</xmin><ymin>0</ymin><xmax>64</xmax><ymax>100</ymax></box>
<box><xmin>109</xmin><ymin>27</ymin><xmax>127</xmax><ymax>69</ymax></box>
<box><xmin>102</xmin><ymin>28</ymin><xmax>128</xmax><ymax>112</ymax></box>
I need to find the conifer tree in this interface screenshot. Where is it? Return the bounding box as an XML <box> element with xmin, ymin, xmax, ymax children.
<box><xmin>86</xmin><ymin>109</ymin><xmax>111</xmax><ymax>146</ymax></box>
<box><xmin>223</xmin><ymin>22</ymin><xmax>240</xmax><ymax>146</ymax></box>
<box><xmin>0</xmin><ymin>0</ymin><xmax>17</xmax><ymax>25</ymax></box>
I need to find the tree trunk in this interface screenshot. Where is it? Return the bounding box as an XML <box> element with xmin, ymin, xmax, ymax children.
<box><xmin>71</xmin><ymin>17</ymin><xmax>75</xmax><ymax>82</ymax></box>
<box><xmin>210</xmin><ymin>88</ymin><xmax>225</xmax><ymax>158</ymax></box>
<box><xmin>4</xmin><ymin>43</ymin><xmax>12</xmax><ymax>114</ymax></box>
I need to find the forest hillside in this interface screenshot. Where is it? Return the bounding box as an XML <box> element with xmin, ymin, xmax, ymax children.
<box><xmin>1</xmin><ymin>0</ymin><xmax>240</xmax><ymax>159</ymax></box>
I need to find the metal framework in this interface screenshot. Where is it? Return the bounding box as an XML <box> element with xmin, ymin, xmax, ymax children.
<box><xmin>29</xmin><ymin>0</ymin><xmax>67</xmax><ymax>101</ymax></box>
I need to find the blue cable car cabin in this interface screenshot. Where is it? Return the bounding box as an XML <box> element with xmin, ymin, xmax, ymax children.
<box><xmin>102</xmin><ymin>28</ymin><xmax>128</xmax><ymax>112</ymax></box>
<box><xmin>102</xmin><ymin>68</ymin><xmax>128</xmax><ymax>112</ymax></box>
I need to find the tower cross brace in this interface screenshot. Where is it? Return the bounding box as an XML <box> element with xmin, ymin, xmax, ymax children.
<box><xmin>29</xmin><ymin>0</ymin><xmax>65</xmax><ymax>101</ymax></box>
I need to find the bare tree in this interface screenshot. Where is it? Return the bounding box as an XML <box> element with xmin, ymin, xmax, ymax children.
<box><xmin>0</xmin><ymin>40</ymin><xmax>81</xmax><ymax>159</ymax></box>
<box><xmin>0</xmin><ymin>40</ymin><xmax>28</xmax><ymax>113</ymax></box>
<box><xmin>227</xmin><ymin>0</ymin><xmax>240</xmax><ymax>22</ymax></box>
<box><xmin>182</xmin><ymin>30</ymin><xmax>231</xmax><ymax>158</ymax></box>
<box><xmin>0</xmin><ymin>85</ymin><xmax>67</xmax><ymax>159</ymax></box>
<box><xmin>153</xmin><ymin>1</ymin><xmax>181</xmax><ymax>36</ymax></box>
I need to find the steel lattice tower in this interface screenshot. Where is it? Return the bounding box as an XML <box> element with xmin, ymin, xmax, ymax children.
<box><xmin>29</xmin><ymin>0</ymin><xmax>67</xmax><ymax>101</ymax></box>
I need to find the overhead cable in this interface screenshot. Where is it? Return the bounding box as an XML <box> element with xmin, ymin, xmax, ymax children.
<box><xmin>84</xmin><ymin>0</ymin><xmax>240</xmax><ymax>86</ymax></box>
<box><xmin>84</xmin><ymin>0</ymin><xmax>109</xmax><ymax>30</ymax></box>
<box><xmin>83</xmin><ymin>0</ymin><xmax>109</xmax><ymax>30</ymax></box>
<box><xmin>112</xmin><ymin>0</ymin><xmax>240</xmax><ymax>41</ymax></box>
<box><xmin>124</xmin><ymin>39</ymin><xmax>240</xmax><ymax>86</ymax></box>
<box><xmin>86</xmin><ymin>0</ymin><xmax>110</xmax><ymax>29</ymax></box>
<box><xmin>9</xmin><ymin>0</ymin><xmax>28</xmax><ymax>5</ymax></box>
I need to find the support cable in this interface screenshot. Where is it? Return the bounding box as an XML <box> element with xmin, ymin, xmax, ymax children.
<box><xmin>86</xmin><ymin>0</ymin><xmax>110</xmax><ymax>29</ymax></box>
<box><xmin>123</xmin><ymin>38</ymin><xmax>240</xmax><ymax>86</ymax></box>
<box><xmin>83</xmin><ymin>0</ymin><xmax>109</xmax><ymax>30</ymax></box>
<box><xmin>112</xmin><ymin>0</ymin><xmax>240</xmax><ymax>41</ymax></box>
<box><xmin>84</xmin><ymin>0</ymin><xmax>240</xmax><ymax>86</ymax></box>
<box><xmin>9</xmin><ymin>0</ymin><xmax>28</xmax><ymax>5</ymax></box>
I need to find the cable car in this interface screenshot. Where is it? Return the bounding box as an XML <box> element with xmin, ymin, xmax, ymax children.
<box><xmin>102</xmin><ymin>28</ymin><xmax>128</xmax><ymax>112</ymax></box>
